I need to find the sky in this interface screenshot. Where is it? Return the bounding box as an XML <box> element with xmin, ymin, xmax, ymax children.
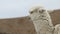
<box><xmin>0</xmin><ymin>0</ymin><xmax>60</xmax><ymax>19</ymax></box>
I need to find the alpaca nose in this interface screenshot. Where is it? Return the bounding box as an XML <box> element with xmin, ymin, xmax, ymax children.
<box><xmin>30</xmin><ymin>11</ymin><xmax>33</xmax><ymax>14</ymax></box>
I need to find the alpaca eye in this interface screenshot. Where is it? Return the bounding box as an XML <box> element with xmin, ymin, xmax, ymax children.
<box><xmin>39</xmin><ymin>11</ymin><xmax>43</xmax><ymax>13</ymax></box>
<box><xmin>42</xmin><ymin>10</ymin><xmax>45</xmax><ymax>12</ymax></box>
<box><xmin>30</xmin><ymin>11</ymin><xmax>33</xmax><ymax>14</ymax></box>
<box><xmin>39</xmin><ymin>10</ymin><xmax>45</xmax><ymax>13</ymax></box>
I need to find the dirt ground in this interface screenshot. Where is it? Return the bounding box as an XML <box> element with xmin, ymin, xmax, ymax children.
<box><xmin>0</xmin><ymin>9</ymin><xmax>60</xmax><ymax>34</ymax></box>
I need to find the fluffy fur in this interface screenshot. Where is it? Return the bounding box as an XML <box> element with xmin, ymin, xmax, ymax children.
<box><xmin>54</xmin><ymin>24</ymin><xmax>60</xmax><ymax>34</ymax></box>
<box><xmin>29</xmin><ymin>6</ymin><xmax>54</xmax><ymax>34</ymax></box>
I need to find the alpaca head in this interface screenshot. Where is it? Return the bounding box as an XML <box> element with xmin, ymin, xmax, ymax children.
<box><xmin>29</xmin><ymin>6</ymin><xmax>48</xmax><ymax>21</ymax></box>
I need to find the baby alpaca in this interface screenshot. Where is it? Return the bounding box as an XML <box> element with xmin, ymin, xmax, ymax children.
<box><xmin>29</xmin><ymin>6</ymin><xmax>54</xmax><ymax>34</ymax></box>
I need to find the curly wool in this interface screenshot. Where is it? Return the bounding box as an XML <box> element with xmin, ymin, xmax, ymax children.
<box><xmin>29</xmin><ymin>6</ymin><xmax>54</xmax><ymax>34</ymax></box>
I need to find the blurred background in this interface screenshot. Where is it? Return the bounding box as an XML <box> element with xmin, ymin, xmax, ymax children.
<box><xmin>0</xmin><ymin>0</ymin><xmax>60</xmax><ymax>19</ymax></box>
<box><xmin>0</xmin><ymin>0</ymin><xmax>60</xmax><ymax>34</ymax></box>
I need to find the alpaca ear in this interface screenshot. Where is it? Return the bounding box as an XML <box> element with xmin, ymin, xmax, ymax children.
<box><xmin>47</xmin><ymin>10</ymin><xmax>54</xmax><ymax>13</ymax></box>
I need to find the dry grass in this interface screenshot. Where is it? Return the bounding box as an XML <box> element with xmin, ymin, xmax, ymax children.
<box><xmin>0</xmin><ymin>9</ymin><xmax>60</xmax><ymax>34</ymax></box>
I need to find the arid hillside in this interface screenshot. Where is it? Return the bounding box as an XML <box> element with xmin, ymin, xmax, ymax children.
<box><xmin>0</xmin><ymin>9</ymin><xmax>60</xmax><ymax>34</ymax></box>
<box><xmin>50</xmin><ymin>9</ymin><xmax>60</xmax><ymax>26</ymax></box>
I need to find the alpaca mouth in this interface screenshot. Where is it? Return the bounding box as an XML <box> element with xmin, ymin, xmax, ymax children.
<box><xmin>33</xmin><ymin>17</ymin><xmax>48</xmax><ymax>21</ymax></box>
